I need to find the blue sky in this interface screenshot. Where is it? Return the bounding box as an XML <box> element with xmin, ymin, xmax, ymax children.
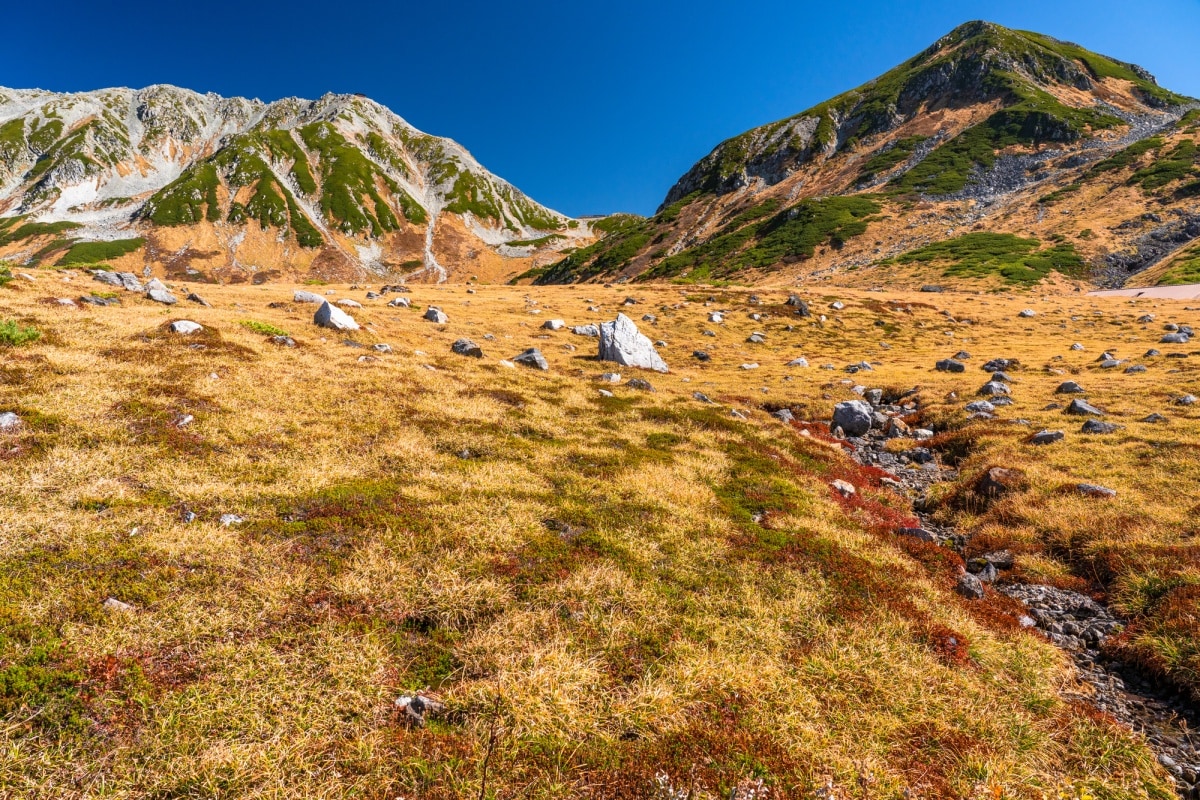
<box><xmin>5</xmin><ymin>0</ymin><xmax>1197</xmax><ymax>216</ymax></box>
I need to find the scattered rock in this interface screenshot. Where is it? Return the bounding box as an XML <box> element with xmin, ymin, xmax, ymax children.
<box><xmin>1161</xmin><ymin>333</ymin><xmax>1190</xmax><ymax>344</ymax></box>
<box><xmin>294</xmin><ymin>290</ymin><xmax>324</xmax><ymax>304</ymax></box>
<box><xmin>513</xmin><ymin>348</ymin><xmax>549</xmax><ymax>370</ymax></box>
<box><xmin>936</xmin><ymin>359</ymin><xmax>966</xmax><ymax>373</ymax></box>
<box><xmin>542</xmin><ymin>319</ymin><xmax>566</xmax><ymax>331</ymax></box>
<box><xmin>394</xmin><ymin>693</ymin><xmax>445</xmax><ymax>727</ymax></box>
<box><xmin>831</xmin><ymin>479</ymin><xmax>856</xmax><ymax>497</ymax></box>
<box><xmin>423</xmin><ymin>306</ymin><xmax>449</xmax><ymax>324</ymax></box>
<box><xmin>956</xmin><ymin>572</ymin><xmax>985</xmax><ymax>599</ymax></box>
<box><xmin>169</xmin><ymin>320</ymin><xmax>203</xmax><ymax>335</ymax></box>
<box><xmin>1065</xmin><ymin>399</ymin><xmax>1104</xmax><ymax>416</ymax></box>
<box><xmin>1078</xmin><ymin>483</ymin><xmax>1118</xmax><ymax>499</ymax></box>
<box><xmin>598</xmin><ymin>314</ymin><xmax>668</xmax><ymax>372</ymax></box>
<box><xmin>1055</xmin><ymin>381</ymin><xmax>1086</xmax><ymax>394</ymax></box>
<box><xmin>1018</xmin><ymin>309</ymin><xmax>1036</xmax><ymax>318</ymax></box>
<box><xmin>103</xmin><ymin>597</ymin><xmax>134</xmax><ymax>612</ymax></box>
<box><xmin>0</xmin><ymin>412</ymin><xmax>20</xmax><ymax>431</ymax></box>
<box><xmin>314</xmin><ymin>301</ymin><xmax>360</xmax><ymax>331</ymax></box>
<box><xmin>1030</xmin><ymin>430</ymin><xmax>1064</xmax><ymax>445</ymax></box>
<box><xmin>452</xmin><ymin>338</ymin><xmax>484</xmax><ymax>358</ymax></box>
<box><xmin>337</xmin><ymin>298</ymin><xmax>363</xmax><ymax>309</ymax></box>
<box><xmin>626</xmin><ymin>378</ymin><xmax>655</xmax><ymax>391</ymax></box>
<box><xmin>147</xmin><ymin>288</ymin><xmax>177</xmax><ymax>305</ymax></box>
<box><xmin>571</xmin><ymin>324</ymin><xmax>599</xmax><ymax>337</ymax></box>
<box><xmin>831</xmin><ymin>400</ymin><xmax>873</xmax><ymax>437</ymax></box>
<box><xmin>1082</xmin><ymin>419</ymin><xmax>1120</xmax><ymax>434</ymax></box>
<box><xmin>388</xmin><ymin>297</ymin><xmax>411</xmax><ymax>308</ymax></box>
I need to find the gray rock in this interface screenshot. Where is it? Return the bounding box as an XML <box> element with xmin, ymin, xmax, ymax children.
<box><xmin>771</xmin><ymin>408</ymin><xmax>795</xmax><ymax>423</ymax></box>
<box><xmin>1055</xmin><ymin>381</ymin><xmax>1086</xmax><ymax>394</ymax></box>
<box><xmin>513</xmin><ymin>348</ymin><xmax>549</xmax><ymax>370</ymax></box>
<box><xmin>965</xmin><ymin>400</ymin><xmax>995</xmax><ymax>413</ymax></box>
<box><xmin>186</xmin><ymin>292</ymin><xmax>210</xmax><ymax>307</ymax></box>
<box><xmin>830</xmin><ymin>400</ymin><xmax>873</xmax><ymax>437</ymax></box>
<box><xmin>103</xmin><ymin>597</ymin><xmax>133</xmax><ymax>612</ymax></box>
<box><xmin>372</xmin><ymin>344</ymin><xmax>393</xmax><ymax>354</ymax></box>
<box><xmin>1078</xmin><ymin>483</ymin><xmax>1117</xmax><ymax>499</ymax></box>
<box><xmin>169</xmin><ymin>320</ymin><xmax>203</xmax><ymax>335</ymax></box>
<box><xmin>1142</xmin><ymin>413</ymin><xmax>1168</xmax><ymax>423</ymax></box>
<box><xmin>978</xmin><ymin>381</ymin><xmax>1010</xmax><ymax>397</ymax></box>
<box><xmin>920</xmin><ymin>285</ymin><xmax>944</xmax><ymax>293</ymax></box>
<box><xmin>693</xmin><ymin>350</ymin><xmax>710</xmax><ymax>362</ymax></box>
<box><xmin>598</xmin><ymin>313</ymin><xmax>668</xmax><ymax>372</ymax></box>
<box><xmin>1065</xmin><ymin>399</ymin><xmax>1104</xmax><ymax>416</ymax></box>
<box><xmin>1124</xmin><ymin>365</ymin><xmax>1147</xmax><ymax>374</ymax></box>
<box><xmin>147</xmin><ymin>288</ymin><xmax>177</xmax><ymax>305</ymax></box>
<box><xmin>337</xmin><ymin>298</ymin><xmax>363</xmax><ymax>309</ymax></box>
<box><xmin>864</xmin><ymin>388</ymin><xmax>884</xmax><ymax>406</ymax></box>
<box><xmin>746</xmin><ymin>333</ymin><xmax>765</xmax><ymax>344</ymax></box>
<box><xmin>452</xmin><ymin>338</ymin><xmax>484</xmax><ymax>358</ymax></box>
<box><xmin>0</xmin><ymin>412</ymin><xmax>20</xmax><ymax>431</ymax></box>
<box><xmin>787</xmin><ymin>357</ymin><xmax>809</xmax><ymax>367</ymax></box>
<box><xmin>388</xmin><ymin>297</ymin><xmax>411</xmax><ymax>308</ymax></box>
<box><xmin>708</xmin><ymin>312</ymin><xmax>724</xmax><ymax>323</ymax></box>
<box><xmin>294</xmin><ymin>290</ymin><xmax>325</xmax><ymax>304</ymax></box>
<box><xmin>1081</xmin><ymin>419</ymin><xmax>1119</xmax><ymax>434</ymax></box>
<box><xmin>1030</xmin><ymin>430</ymin><xmax>1064</xmax><ymax>445</ymax></box>
<box><xmin>626</xmin><ymin>378</ymin><xmax>655</xmax><ymax>391</ymax></box>
<box><xmin>314</xmin><ymin>301</ymin><xmax>360</xmax><ymax>331</ymax></box>
<box><xmin>220</xmin><ymin>514</ymin><xmax>245</xmax><ymax>527</ymax></box>
<box><xmin>145</xmin><ymin>278</ymin><xmax>168</xmax><ymax>293</ymax></box>
<box><xmin>270</xmin><ymin>336</ymin><xmax>296</xmax><ymax>347</ymax></box>
<box><xmin>1177</xmin><ymin>394</ymin><xmax>1199</xmax><ymax>406</ymax></box>
<box><xmin>1161</xmin><ymin>332</ymin><xmax>1190</xmax><ymax>344</ymax></box>
<box><xmin>542</xmin><ymin>319</ymin><xmax>566</xmax><ymax>331</ymax></box>
<box><xmin>571</xmin><ymin>324</ymin><xmax>600</xmax><ymax>337</ymax></box>
<box><xmin>936</xmin><ymin>359</ymin><xmax>966</xmax><ymax>373</ymax></box>
<box><xmin>1018</xmin><ymin>309</ymin><xmax>1036</xmax><ymax>318</ymax></box>
<box><xmin>956</xmin><ymin>572</ymin><xmax>985</xmax><ymax>599</ymax></box>
<box><xmin>423</xmin><ymin>306</ymin><xmax>449</xmax><ymax>324</ymax></box>
<box><xmin>1144</xmin><ymin>349</ymin><xmax>1161</xmax><ymax>357</ymax></box>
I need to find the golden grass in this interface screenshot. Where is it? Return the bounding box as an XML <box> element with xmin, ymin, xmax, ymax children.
<box><xmin>0</xmin><ymin>272</ymin><xmax>1193</xmax><ymax>798</ymax></box>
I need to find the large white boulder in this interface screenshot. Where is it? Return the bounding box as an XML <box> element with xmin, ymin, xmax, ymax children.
<box><xmin>598</xmin><ymin>313</ymin><xmax>668</xmax><ymax>373</ymax></box>
<box><xmin>314</xmin><ymin>301</ymin><xmax>360</xmax><ymax>331</ymax></box>
<box><xmin>294</xmin><ymin>290</ymin><xmax>325</xmax><ymax>304</ymax></box>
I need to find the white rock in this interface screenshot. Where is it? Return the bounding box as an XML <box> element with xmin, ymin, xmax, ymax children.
<box><xmin>740</xmin><ymin>363</ymin><xmax>759</xmax><ymax>370</ymax></box>
<box><xmin>423</xmin><ymin>306</ymin><xmax>449</xmax><ymax>324</ymax></box>
<box><xmin>388</xmin><ymin>297</ymin><xmax>411</xmax><ymax>308</ymax></box>
<box><xmin>337</xmin><ymin>298</ymin><xmax>363</xmax><ymax>309</ymax></box>
<box><xmin>294</xmin><ymin>290</ymin><xmax>325</xmax><ymax>304</ymax></box>
<box><xmin>542</xmin><ymin>319</ymin><xmax>566</xmax><ymax>331</ymax></box>
<box><xmin>831</xmin><ymin>479</ymin><xmax>856</xmax><ymax>497</ymax></box>
<box><xmin>598</xmin><ymin>313</ymin><xmax>668</xmax><ymax>372</ymax></box>
<box><xmin>103</xmin><ymin>597</ymin><xmax>133</xmax><ymax>612</ymax></box>
<box><xmin>599</xmin><ymin>372</ymin><xmax>621</xmax><ymax>383</ymax></box>
<box><xmin>314</xmin><ymin>301</ymin><xmax>360</xmax><ymax>331</ymax></box>
<box><xmin>147</xmin><ymin>288</ymin><xmax>177</xmax><ymax>305</ymax></box>
<box><xmin>0</xmin><ymin>412</ymin><xmax>20</xmax><ymax>431</ymax></box>
<box><xmin>170</xmin><ymin>320</ymin><xmax>203</xmax><ymax>335</ymax></box>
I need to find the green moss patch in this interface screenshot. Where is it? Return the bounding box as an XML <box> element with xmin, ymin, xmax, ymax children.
<box><xmin>56</xmin><ymin>238</ymin><xmax>145</xmax><ymax>266</ymax></box>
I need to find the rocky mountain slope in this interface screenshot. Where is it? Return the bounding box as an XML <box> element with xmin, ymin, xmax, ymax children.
<box><xmin>531</xmin><ymin>21</ymin><xmax>1199</xmax><ymax>290</ymax></box>
<box><xmin>0</xmin><ymin>86</ymin><xmax>589</xmax><ymax>283</ymax></box>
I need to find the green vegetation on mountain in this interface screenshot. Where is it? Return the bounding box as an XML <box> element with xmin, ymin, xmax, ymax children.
<box><xmin>299</xmin><ymin>122</ymin><xmax>425</xmax><ymax>234</ymax></box>
<box><xmin>261</xmin><ymin>130</ymin><xmax>317</xmax><ymax>195</ymax></box>
<box><xmin>857</xmin><ymin>136</ymin><xmax>928</xmax><ymax>183</ymax></box>
<box><xmin>0</xmin><ymin>219</ymin><xmax>82</xmax><ymax>246</ymax></box>
<box><xmin>1129</xmin><ymin>139</ymin><xmax>1198</xmax><ymax>191</ymax></box>
<box><xmin>533</xmin><ymin>215</ymin><xmax>652</xmax><ymax>284</ymax></box>
<box><xmin>144</xmin><ymin>163</ymin><xmax>221</xmax><ymax>225</ymax></box>
<box><xmin>893</xmin><ymin>232</ymin><xmax>1087</xmax><ymax>285</ymax></box>
<box><xmin>56</xmin><ymin>238</ymin><xmax>145</xmax><ymax>266</ymax></box>
<box><xmin>643</xmin><ymin>196</ymin><xmax>881</xmax><ymax>282</ymax></box>
<box><xmin>1156</xmin><ymin>245</ymin><xmax>1200</xmax><ymax>286</ymax></box>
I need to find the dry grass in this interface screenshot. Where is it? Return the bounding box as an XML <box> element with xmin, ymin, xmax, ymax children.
<box><xmin>0</xmin><ymin>271</ymin><xmax>1191</xmax><ymax>798</ymax></box>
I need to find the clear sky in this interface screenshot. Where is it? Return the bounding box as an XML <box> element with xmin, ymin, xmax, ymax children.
<box><xmin>4</xmin><ymin>0</ymin><xmax>1197</xmax><ymax>217</ymax></box>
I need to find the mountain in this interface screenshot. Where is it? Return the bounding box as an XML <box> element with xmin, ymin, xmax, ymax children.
<box><xmin>530</xmin><ymin>21</ymin><xmax>1199</xmax><ymax>289</ymax></box>
<box><xmin>0</xmin><ymin>86</ymin><xmax>590</xmax><ymax>283</ymax></box>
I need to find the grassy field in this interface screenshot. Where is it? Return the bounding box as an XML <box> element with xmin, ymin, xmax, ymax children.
<box><xmin>0</xmin><ymin>272</ymin><xmax>1196</xmax><ymax>798</ymax></box>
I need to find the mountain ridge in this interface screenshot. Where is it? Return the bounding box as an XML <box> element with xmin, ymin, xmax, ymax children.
<box><xmin>532</xmin><ymin>20</ymin><xmax>1199</xmax><ymax>290</ymax></box>
<box><xmin>0</xmin><ymin>85</ymin><xmax>589</xmax><ymax>283</ymax></box>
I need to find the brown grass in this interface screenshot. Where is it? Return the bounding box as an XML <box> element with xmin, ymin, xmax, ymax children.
<box><xmin>0</xmin><ymin>272</ymin><xmax>1187</xmax><ymax>797</ymax></box>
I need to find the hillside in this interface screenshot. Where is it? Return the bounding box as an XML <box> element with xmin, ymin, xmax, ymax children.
<box><xmin>531</xmin><ymin>22</ymin><xmax>1199</xmax><ymax>290</ymax></box>
<box><xmin>0</xmin><ymin>86</ymin><xmax>590</xmax><ymax>283</ymax></box>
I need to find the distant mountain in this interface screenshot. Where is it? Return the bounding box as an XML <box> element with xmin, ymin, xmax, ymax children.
<box><xmin>0</xmin><ymin>86</ymin><xmax>589</xmax><ymax>283</ymax></box>
<box><xmin>532</xmin><ymin>21</ymin><xmax>1199</xmax><ymax>289</ymax></box>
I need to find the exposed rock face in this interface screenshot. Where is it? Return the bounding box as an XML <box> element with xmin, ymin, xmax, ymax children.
<box><xmin>598</xmin><ymin>314</ymin><xmax>668</xmax><ymax>373</ymax></box>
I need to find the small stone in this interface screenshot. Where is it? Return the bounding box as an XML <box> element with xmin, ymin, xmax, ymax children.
<box><xmin>772</xmin><ymin>408</ymin><xmax>795</xmax><ymax>423</ymax></box>
<box><xmin>220</xmin><ymin>514</ymin><xmax>245</xmax><ymax>527</ymax></box>
<box><xmin>1176</xmin><ymin>394</ymin><xmax>1198</xmax><ymax>406</ymax></box>
<box><xmin>423</xmin><ymin>306</ymin><xmax>449</xmax><ymax>324</ymax></box>
<box><xmin>0</xmin><ymin>412</ymin><xmax>20</xmax><ymax>431</ymax></box>
<box><xmin>1018</xmin><ymin>309</ymin><xmax>1036</xmax><ymax>318</ymax></box>
<box><xmin>1078</xmin><ymin>483</ymin><xmax>1117</xmax><ymax>499</ymax></box>
<box><xmin>1055</xmin><ymin>381</ymin><xmax>1085</xmax><ymax>394</ymax></box>
<box><xmin>831</xmin><ymin>400</ymin><xmax>872</xmax><ymax>437</ymax></box>
<box><xmin>1030</xmin><ymin>430</ymin><xmax>1064</xmax><ymax>445</ymax></box>
<box><xmin>626</xmin><ymin>378</ymin><xmax>655</xmax><ymax>391</ymax></box>
<box><xmin>513</xmin><ymin>348</ymin><xmax>549</xmax><ymax>370</ymax></box>
<box><xmin>831</xmin><ymin>479</ymin><xmax>855</xmax><ymax>497</ymax></box>
<box><xmin>740</xmin><ymin>363</ymin><xmax>759</xmax><ymax>370</ymax></box>
<box><xmin>599</xmin><ymin>372</ymin><xmax>621</xmax><ymax>383</ymax></box>
<box><xmin>270</xmin><ymin>335</ymin><xmax>296</xmax><ymax>347</ymax></box>
<box><xmin>1081</xmin><ymin>419</ymin><xmax>1119</xmax><ymax>434</ymax></box>
<box><xmin>692</xmin><ymin>350</ymin><xmax>711</xmax><ymax>362</ymax></box>
<box><xmin>1141</xmin><ymin>413</ymin><xmax>1168</xmax><ymax>423</ymax></box>
<box><xmin>147</xmin><ymin>288</ymin><xmax>177</xmax><ymax>305</ymax></box>
<box><xmin>372</xmin><ymin>344</ymin><xmax>393</xmax><ymax>354</ymax></box>
<box><xmin>956</xmin><ymin>572</ymin><xmax>985</xmax><ymax>599</ymax></box>
<box><xmin>936</xmin><ymin>358</ymin><xmax>966</xmax><ymax>373</ymax></box>
<box><xmin>169</xmin><ymin>320</ymin><xmax>203</xmax><ymax>335</ymax></box>
<box><xmin>103</xmin><ymin>597</ymin><xmax>133</xmax><ymax>612</ymax></box>
<box><xmin>1161</xmin><ymin>332</ymin><xmax>1189</xmax><ymax>344</ymax></box>
<box><xmin>388</xmin><ymin>297</ymin><xmax>411</xmax><ymax>308</ymax></box>
<box><xmin>1064</xmin><ymin>398</ymin><xmax>1104</xmax><ymax>416</ymax></box>
<box><xmin>787</xmin><ymin>357</ymin><xmax>809</xmax><ymax>368</ymax></box>
<box><xmin>452</xmin><ymin>338</ymin><xmax>484</xmax><ymax>358</ymax></box>
<box><xmin>542</xmin><ymin>319</ymin><xmax>566</xmax><ymax>331</ymax></box>
<box><xmin>294</xmin><ymin>290</ymin><xmax>324</xmax><ymax>303</ymax></box>
<box><xmin>337</xmin><ymin>298</ymin><xmax>363</xmax><ymax>309</ymax></box>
